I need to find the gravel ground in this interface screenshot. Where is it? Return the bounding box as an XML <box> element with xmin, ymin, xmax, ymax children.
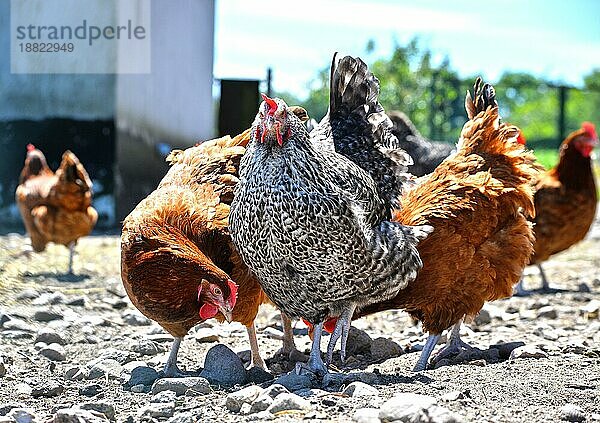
<box><xmin>0</xmin><ymin>215</ymin><xmax>599</xmax><ymax>423</ymax></box>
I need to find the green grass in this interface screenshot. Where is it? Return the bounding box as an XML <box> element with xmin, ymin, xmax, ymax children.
<box><xmin>532</xmin><ymin>148</ymin><xmax>559</xmax><ymax>169</ymax></box>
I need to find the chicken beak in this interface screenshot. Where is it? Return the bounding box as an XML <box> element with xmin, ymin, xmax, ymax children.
<box><xmin>219</xmin><ymin>305</ymin><xmax>234</xmax><ymax>323</ymax></box>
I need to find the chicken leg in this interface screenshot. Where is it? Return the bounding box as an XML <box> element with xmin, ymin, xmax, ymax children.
<box><xmin>295</xmin><ymin>322</ymin><xmax>328</xmax><ymax>378</ymax></box>
<box><xmin>429</xmin><ymin>318</ymin><xmax>477</xmax><ymax>367</ymax></box>
<box><xmin>326</xmin><ymin>304</ymin><xmax>356</xmax><ymax>364</ymax></box>
<box><xmin>246</xmin><ymin>323</ymin><xmax>267</xmax><ymax>370</ymax></box>
<box><xmin>280</xmin><ymin>313</ymin><xmax>297</xmax><ymax>355</ymax></box>
<box><xmin>67</xmin><ymin>241</ymin><xmax>75</xmax><ymax>275</ymax></box>
<box><xmin>413</xmin><ymin>333</ymin><xmax>441</xmax><ymax>372</ymax></box>
<box><xmin>164</xmin><ymin>337</ymin><xmax>187</xmax><ymax>377</ymax></box>
<box><xmin>515</xmin><ymin>264</ymin><xmax>554</xmax><ymax>296</ymax></box>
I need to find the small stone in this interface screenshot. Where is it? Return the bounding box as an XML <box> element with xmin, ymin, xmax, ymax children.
<box><xmin>52</xmin><ymin>407</ymin><xmax>107</xmax><ymax>423</ymax></box>
<box><xmin>103</xmin><ymin>297</ymin><xmax>128</xmax><ymax>310</ymax></box>
<box><xmin>79</xmin><ymin>384</ymin><xmax>103</xmax><ymax>397</ymax></box>
<box><xmin>151</xmin><ymin>377</ymin><xmax>210</xmax><ymax>396</ymax></box>
<box><xmin>345</xmin><ymin>327</ymin><xmax>373</xmax><ymax>356</ymax></box>
<box><xmin>125</xmin><ymin>366</ymin><xmax>159</xmax><ymax>387</ymax></box>
<box><xmin>79</xmin><ymin>402</ymin><xmax>115</xmax><ymax>420</ymax></box>
<box><xmin>489</xmin><ymin>341</ymin><xmax>525</xmax><ymax>359</ymax></box>
<box><xmin>31</xmin><ymin>381</ymin><xmax>64</xmax><ymax>398</ymax></box>
<box><xmin>510</xmin><ymin>345</ymin><xmax>549</xmax><ymax>360</ymax></box>
<box><xmin>267</xmin><ymin>393</ymin><xmax>312</xmax><ymax>414</ymax></box>
<box><xmin>16</xmin><ymin>289</ymin><xmax>39</xmax><ymax>300</ymax></box>
<box><xmin>39</xmin><ymin>343</ymin><xmax>66</xmax><ymax>361</ymax></box>
<box><xmin>560</xmin><ymin>403</ymin><xmax>586</xmax><ymax>422</ymax></box>
<box><xmin>6</xmin><ymin>408</ymin><xmax>36</xmax><ymax>423</ymax></box>
<box><xmin>342</xmin><ymin>381</ymin><xmax>379</xmax><ymax>397</ymax></box>
<box><xmin>578</xmin><ymin>283</ymin><xmax>591</xmax><ymax>293</ymax></box>
<box><xmin>139</xmin><ymin>403</ymin><xmax>175</xmax><ymax>419</ymax></box>
<box><xmin>353</xmin><ymin>408</ymin><xmax>380</xmax><ymax>423</ymax></box>
<box><xmin>65</xmin><ymin>297</ymin><xmax>86</xmax><ymax>307</ymax></box>
<box><xmin>194</xmin><ymin>328</ymin><xmax>219</xmax><ymax>343</ymax></box>
<box><xmin>250</xmin><ymin>394</ymin><xmax>273</xmax><ymax>413</ymax></box>
<box><xmin>151</xmin><ymin>390</ymin><xmax>178</xmax><ymax>403</ymax></box>
<box><xmin>246</xmin><ymin>366</ymin><xmax>274</xmax><ymax>384</ymax></box>
<box><xmin>226</xmin><ymin>385</ymin><xmax>264</xmax><ymax>412</ymax></box>
<box><xmin>379</xmin><ymin>393</ymin><xmax>437</xmax><ymax>421</ymax></box>
<box><xmin>273</xmin><ymin>372</ymin><xmax>313</xmax><ymax>391</ymax></box>
<box><xmin>121</xmin><ymin>311</ymin><xmax>151</xmax><ymax>326</ymax></box>
<box><xmin>35</xmin><ymin>328</ymin><xmax>66</xmax><ymax>345</ymax></box>
<box><xmin>33</xmin><ymin>310</ymin><xmax>63</xmax><ymax>322</ymax></box>
<box><xmin>87</xmin><ymin>359</ymin><xmax>123</xmax><ymax>380</ymax></box>
<box><xmin>474</xmin><ymin>309</ymin><xmax>491</xmax><ymax>325</ymax></box>
<box><xmin>583</xmin><ymin>300</ymin><xmax>600</xmax><ymax>319</ymax></box>
<box><xmin>536</xmin><ymin>306</ymin><xmax>558</xmax><ymax>319</ymax></box>
<box><xmin>200</xmin><ymin>344</ymin><xmax>247</xmax><ymax>386</ymax></box>
<box><xmin>64</xmin><ymin>366</ymin><xmax>86</xmax><ymax>381</ymax></box>
<box><xmin>131</xmin><ymin>384</ymin><xmax>147</xmax><ymax>393</ymax></box>
<box><xmin>131</xmin><ymin>339</ymin><xmax>162</xmax><ymax>356</ymax></box>
<box><xmin>441</xmin><ymin>390</ymin><xmax>468</xmax><ymax>401</ymax></box>
<box><xmin>370</xmin><ymin>337</ymin><xmax>402</xmax><ymax>361</ymax></box>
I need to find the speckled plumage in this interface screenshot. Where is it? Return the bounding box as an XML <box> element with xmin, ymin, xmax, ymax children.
<box><xmin>230</xmin><ymin>56</ymin><xmax>430</xmax><ymax>325</ymax></box>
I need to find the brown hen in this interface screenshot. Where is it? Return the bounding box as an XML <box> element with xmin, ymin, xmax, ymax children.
<box><xmin>355</xmin><ymin>79</ymin><xmax>541</xmax><ymax>371</ymax></box>
<box><xmin>121</xmin><ymin>129</ymin><xmax>299</xmax><ymax>376</ymax></box>
<box><xmin>516</xmin><ymin>122</ymin><xmax>597</xmax><ymax>294</ymax></box>
<box><xmin>16</xmin><ymin>145</ymin><xmax>98</xmax><ymax>274</ymax></box>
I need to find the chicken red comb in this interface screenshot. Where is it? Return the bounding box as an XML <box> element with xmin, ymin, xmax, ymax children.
<box><xmin>27</xmin><ymin>143</ymin><xmax>36</xmax><ymax>152</ymax></box>
<box><xmin>516</xmin><ymin>132</ymin><xmax>526</xmax><ymax>145</ymax></box>
<box><xmin>261</xmin><ymin>93</ymin><xmax>278</xmax><ymax>115</ymax></box>
<box><xmin>582</xmin><ymin>122</ymin><xmax>597</xmax><ymax>140</ymax></box>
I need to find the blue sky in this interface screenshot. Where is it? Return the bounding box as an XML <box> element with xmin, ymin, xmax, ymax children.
<box><xmin>214</xmin><ymin>0</ymin><xmax>600</xmax><ymax>99</ymax></box>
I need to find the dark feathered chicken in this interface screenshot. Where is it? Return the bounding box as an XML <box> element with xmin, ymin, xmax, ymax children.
<box><xmin>388</xmin><ymin>111</ymin><xmax>455</xmax><ymax>176</ymax></box>
<box><xmin>230</xmin><ymin>55</ymin><xmax>431</xmax><ymax>379</ymax></box>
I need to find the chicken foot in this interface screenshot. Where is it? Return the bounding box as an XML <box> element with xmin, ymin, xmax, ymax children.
<box><xmin>413</xmin><ymin>333</ymin><xmax>441</xmax><ymax>372</ymax></box>
<box><xmin>429</xmin><ymin>318</ymin><xmax>477</xmax><ymax>365</ymax></box>
<box><xmin>326</xmin><ymin>304</ymin><xmax>356</xmax><ymax>365</ymax></box>
<box><xmin>280</xmin><ymin>313</ymin><xmax>297</xmax><ymax>355</ymax></box>
<box><xmin>246</xmin><ymin>324</ymin><xmax>267</xmax><ymax>370</ymax></box>
<box><xmin>295</xmin><ymin>322</ymin><xmax>328</xmax><ymax>379</ymax></box>
<box><xmin>164</xmin><ymin>336</ymin><xmax>187</xmax><ymax>377</ymax></box>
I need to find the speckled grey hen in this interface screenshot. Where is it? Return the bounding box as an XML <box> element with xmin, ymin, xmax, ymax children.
<box><xmin>229</xmin><ymin>55</ymin><xmax>432</xmax><ymax>378</ymax></box>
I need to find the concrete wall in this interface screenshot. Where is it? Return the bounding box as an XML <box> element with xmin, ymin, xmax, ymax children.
<box><xmin>115</xmin><ymin>0</ymin><xmax>216</xmax><ymax>220</ymax></box>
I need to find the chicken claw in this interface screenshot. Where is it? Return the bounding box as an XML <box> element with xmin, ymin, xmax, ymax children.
<box><xmin>326</xmin><ymin>304</ymin><xmax>356</xmax><ymax>365</ymax></box>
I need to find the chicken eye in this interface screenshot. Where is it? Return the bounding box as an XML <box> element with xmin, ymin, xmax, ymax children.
<box><xmin>212</xmin><ymin>287</ymin><xmax>222</xmax><ymax>296</ymax></box>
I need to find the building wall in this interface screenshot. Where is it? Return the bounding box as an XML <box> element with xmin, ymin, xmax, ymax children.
<box><xmin>115</xmin><ymin>0</ymin><xmax>215</xmax><ymax>220</ymax></box>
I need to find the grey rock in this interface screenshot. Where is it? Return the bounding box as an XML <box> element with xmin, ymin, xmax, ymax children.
<box><xmin>226</xmin><ymin>385</ymin><xmax>264</xmax><ymax>412</ymax></box>
<box><xmin>536</xmin><ymin>306</ymin><xmax>558</xmax><ymax>319</ymax></box>
<box><xmin>510</xmin><ymin>345</ymin><xmax>549</xmax><ymax>360</ymax></box>
<box><xmin>267</xmin><ymin>393</ymin><xmax>312</xmax><ymax>414</ymax></box>
<box><xmin>130</xmin><ymin>384</ymin><xmax>147</xmax><ymax>393</ymax></box>
<box><xmin>274</xmin><ymin>372</ymin><xmax>313</xmax><ymax>391</ymax></box>
<box><xmin>151</xmin><ymin>377</ymin><xmax>210</xmax><ymax>396</ymax></box>
<box><xmin>0</xmin><ymin>403</ymin><xmax>26</xmax><ymax>416</ymax></box>
<box><xmin>32</xmin><ymin>292</ymin><xmax>66</xmax><ymax>306</ymax></box>
<box><xmin>490</xmin><ymin>341</ymin><xmax>525</xmax><ymax>359</ymax></box>
<box><xmin>6</xmin><ymin>408</ymin><xmax>36</xmax><ymax>423</ymax></box>
<box><xmin>33</xmin><ymin>310</ymin><xmax>63</xmax><ymax>322</ymax></box>
<box><xmin>342</xmin><ymin>381</ymin><xmax>379</xmax><ymax>397</ymax></box>
<box><xmin>346</xmin><ymin>327</ymin><xmax>373</xmax><ymax>356</ymax></box>
<box><xmin>200</xmin><ymin>344</ymin><xmax>247</xmax><ymax>386</ymax></box>
<box><xmin>582</xmin><ymin>300</ymin><xmax>600</xmax><ymax>319</ymax></box>
<box><xmin>35</xmin><ymin>328</ymin><xmax>66</xmax><ymax>345</ymax></box>
<box><xmin>16</xmin><ymin>289</ymin><xmax>39</xmax><ymax>301</ymax></box>
<box><xmin>262</xmin><ymin>327</ymin><xmax>284</xmax><ymax>340</ymax></box>
<box><xmin>246</xmin><ymin>366</ymin><xmax>274</xmax><ymax>384</ymax></box>
<box><xmin>560</xmin><ymin>403</ymin><xmax>586</xmax><ymax>422</ymax></box>
<box><xmin>103</xmin><ymin>297</ymin><xmax>128</xmax><ymax>310</ymax></box>
<box><xmin>126</xmin><ymin>366</ymin><xmax>159</xmax><ymax>387</ymax></box>
<box><xmin>121</xmin><ymin>311</ymin><xmax>151</xmax><ymax>326</ymax></box>
<box><xmin>370</xmin><ymin>337</ymin><xmax>402</xmax><ymax>361</ymax></box>
<box><xmin>87</xmin><ymin>359</ymin><xmax>123</xmax><ymax>380</ymax></box>
<box><xmin>65</xmin><ymin>297</ymin><xmax>86</xmax><ymax>307</ymax></box>
<box><xmin>131</xmin><ymin>339</ymin><xmax>162</xmax><ymax>356</ymax></box>
<box><xmin>31</xmin><ymin>381</ymin><xmax>64</xmax><ymax>398</ymax></box>
<box><xmin>379</xmin><ymin>393</ymin><xmax>437</xmax><ymax>421</ymax></box>
<box><xmin>79</xmin><ymin>384</ymin><xmax>103</xmax><ymax>397</ymax></box>
<box><xmin>441</xmin><ymin>390</ymin><xmax>469</xmax><ymax>402</ymax></box>
<box><xmin>194</xmin><ymin>328</ymin><xmax>219</xmax><ymax>343</ymax></box>
<box><xmin>353</xmin><ymin>408</ymin><xmax>380</xmax><ymax>423</ymax></box>
<box><xmin>39</xmin><ymin>343</ymin><xmax>66</xmax><ymax>361</ymax></box>
<box><xmin>52</xmin><ymin>408</ymin><xmax>108</xmax><ymax>422</ymax></box>
<box><xmin>79</xmin><ymin>402</ymin><xmax>115</xmax><ymax>420</ymax></box>
<box><xmin>151</xmin><ymin>390</ymin><xmax>178</xmax><ymax>403</ymax></box>
<box><xmin>474</xmin><ymin>309</ymin><xmax>492</xmax><ymax>325</ymax></box>
<box><xmin>250</xmin><ymin>394</ymin><xmax>273</xmax><ymax>413</ymax></box>
<box><xmin>139</xmin><ymin>402</ymin><xmax>175</xmax><ymax>419</ymax></box>
<box><xmin>64</xmin><ymin>366</ymin><xmax>86</xmax><ymax>381</ymax></box>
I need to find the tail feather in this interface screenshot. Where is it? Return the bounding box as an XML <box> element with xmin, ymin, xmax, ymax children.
<box><xmin>324</xmin><ymin>54</ymin><xmax>412</xmax><ymax>211</ymax></box>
